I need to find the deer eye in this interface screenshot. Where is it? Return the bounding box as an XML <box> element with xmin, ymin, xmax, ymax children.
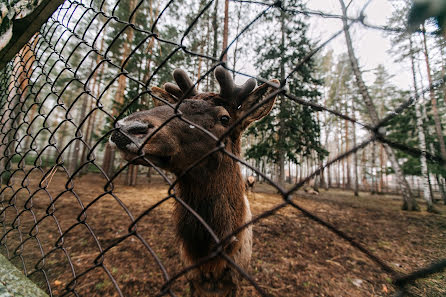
<box><xmin>219</xmin><ymin>115</ymin><xmax>230</xmax><ymax>125</ymax></box>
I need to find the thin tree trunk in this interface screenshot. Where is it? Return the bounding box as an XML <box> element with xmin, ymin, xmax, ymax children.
<box><xmin>339</xmin><ymin>0</ymin><xmax>417</xmax><ymax>210</ymax></box>
<box><xmin>103</xmin><ymin>0</ymin><xmax>137</xmax><ymax>177</ymax></box>
<box><xmin>344</xmin><ymin>104</ymin><xmax>351</xmax><ymax>190</ymax></box>
<box><xmin>276</xmin><ymin>9</ymin><xmax>286</xmax><ymax>188</ymax></box>
<box><xmin>147</xmin><ymin>166</ymin><xmax>152</xmax><ymax>183</ymax></box>
<box><xmin>378</xmin><ymin>144</ymin><xmax>384</xmax><ymax>193</ymax></box>
<box><xmin>362</xmin><ymin>148</ymin><xmax>368</xmax><ymax>192</ymax></box>
<box><xmin>232</xmin><ymin>2</ymin><xmax>242</xmax><ymax>78</ymax></box>
<box><xmin>421</xmin><ymin>24</ymin><xmax>446</xmax><ymax>162</ymax></box>
<box><xmin>222</xmin><ymin>0</ymin><xmax>229</xmax><ymax>62</ymax></box>
<box><xmin>69</xmin><ymin>95</ymin><xmax>89</xmax><ymax>175</ymax></box>
<box><xmin>210</xmin><ymin>0</ymin><xmax>219</xmax><ymax>90</ymax></box>
<box><xmin>437</xmin><ymin>175</ymin><xmax>446</xmax><ymax>204</ymax></box>
<box><xmin>410</xmin><ymin>37</ymin><xmax>434</xmax><ymax>211</ymax></box>
<box><xmin>352</xmin><ymin>99</ymin><xmax>359</xmax><ymax>196</ymax></box>
<box><xmin>371</xmin><ymin>143</ymin><xmax>377</xmax><ymax>195</ymax></box>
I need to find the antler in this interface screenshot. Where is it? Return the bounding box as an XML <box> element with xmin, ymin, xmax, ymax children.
<box><xmin>163</xmin><ymin>66</ymin><xmax>256</xmax><ymax>106</ymax></box>
<box><xmin>214</xmin><ymin>66</ymin><xmax>256</xmax><ymax>106</ymax></box>
<box><xmin>163</xmin><ymin>69</ymin><xmax>198</xmax><ymax>99</ymax></box>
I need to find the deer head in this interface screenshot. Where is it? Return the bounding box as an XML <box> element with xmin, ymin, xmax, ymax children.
<box><xmin>110</xmin><ymin>66</ymin><xmax>279</xmax><ymax>176</ymax></box>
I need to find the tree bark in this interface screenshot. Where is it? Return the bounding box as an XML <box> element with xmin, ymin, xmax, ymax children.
<box><xmin>222</xmin><ymin>0</ymin><xmax>229</xmax><ymax>62</ymax></box>
<box><xmin>371</xmin><ymin>143</ymin><xmax>377</xmax><ymax>195</ymax></box>
<box><xmin>103</xmin><ymin>0</ymin><xmax>137</xmax><ymax>178</ymax></box>
<box><xmin>344</xmin><ymin>104</ymin><xmax>351</xmax><ymax>189</ymax></box>
<box><xmin>410</xmin><ymin>37</ymin><xmax>433</xmax><ymax>211</ymax></box>
<box><xmin>339</xmin><ymin>0</ymin><xmax>418</xmax><ymax>210</ymax></box>
<box><xmin>421</xmin><ymin>24</ymin><xmax>446</xmax><ymax>162</ymax></box>
<box><xmin>276</xmin><ymin>9</ymin><xmax>286</xmax><ymax>188</ymax></box>
<box><xmin>210</xmin><ymin>0</ymin><xmax>219</xmax><ymax>90</ymax></box>
<box><xmin>437</xmin><ymin>175</ymin><xmax>446</xmax><ymax>204</ymax></box>
<box><xmin>352</xmin><ymin>98</ymin><xmax>359</xmax><ymax>196</ymax></box>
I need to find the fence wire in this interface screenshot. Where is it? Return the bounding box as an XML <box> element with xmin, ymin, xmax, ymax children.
<box><xmin>0</xmin><ymin>0</ymin><xmax>445</xmax><ymax>296</ymax></box>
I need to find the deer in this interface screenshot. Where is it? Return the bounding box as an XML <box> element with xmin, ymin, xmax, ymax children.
<box><xmin>245</xmin><ymin>176</ymin><xmax>256</xmax><ymax>193</ymax></box>
<box><xmin>110</xmin><ymin>66</ymin><xmax>279</xmax><ymax>296</ymax></box>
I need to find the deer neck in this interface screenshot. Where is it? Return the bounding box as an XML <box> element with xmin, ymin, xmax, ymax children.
<box><xmin>174</xmin><ymin>154</ymin><xmax>247</xmax><ymax>261</ymax></box>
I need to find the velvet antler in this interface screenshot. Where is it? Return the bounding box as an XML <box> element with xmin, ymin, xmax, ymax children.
<box><xmin>163</xmin><ymin>69</ymin><xmax>198</xmax><ymax>99</ymax></box>
<box><xmin>163</xmin><ymin>66</ymin><xmax>256</xmax><ymax>106</ymax></box>
<box><xmin>214</xmin><ymin>65</ymin><xmax>256</xmax><ymax>107</ymax></box>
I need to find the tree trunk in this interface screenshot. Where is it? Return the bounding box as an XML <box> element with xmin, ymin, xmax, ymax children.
<box><xmin>276</xmin><ymin>9</ymin><xmax>286</xmax><ymax>188</ymax></box>
<box><xmin>71</xmin><ymin>58</ymin><xmax>95</xmax><ymax>175</ymax></box>
<box><xmin>352</xmin><ymin>99</ymin><xmax>359</xmax><ymax>196</ymax></box>
<box><xmin>126</xmin><ymin>164</ymin><xmax>138</xmax><ymax>186</ymax></box>
<box><xmin>222</xmin><ymin>0</ymin><xmax>229</xmax><ymax>62</ymax></box>
<box><xmin>362</xmin><ymin>148</ymin><xmax>369</xmax><ymax>192</ymax></box>
<box><xmin>339</xmin><ymin>0</ymin><xmax>417</xmax><ymax>210</ymax></box>
<box><xmin>103</xmin><ymin>0</ymin><xmax>137</xmax><ymax>177</ymax></box>
<box><xmin>210</xmin><ymin>0</ymin><xmax>219</xmax><ymax>90</ymax></box>
<box><xmin>371</xmin><ymin>143</ymin><xmax>377</xmax><ymax>195</ymax></box>
<box><xmin>421</xmin><ymin>24</ymin><xmax>446</xmax><ymax>162</ymax></box>
<box><xmin>344</xmin><ymin>104</ymin><xmax>351</xmax><ymax>190</ymax></box>
<box><xmin>232</xmin><ymin>2</ymin><xmax>243</xmax><ymax>79</ymax></box>
<box><xmin>326</xmin><ymin>161</ymin><xmax>331</xmax><ymax>189</ymax></box>
<box><xmin>410</xmin><ymin>37</ymin><xmax>434</xmax><ymax>211</ymax></box>
<box><xmin>437</xmin><ymin>175</ymin><xmax>446</xmax><ymax>204</ymax></box>
<box><xmin>378</xmin><ymin>144</ymin><xmax>384</xmax><ymax>193</ymax></box>
<box><xmin>81</xmin><ymin>17</ymin><xmax>108</xmax><ymax>173</ymax></box>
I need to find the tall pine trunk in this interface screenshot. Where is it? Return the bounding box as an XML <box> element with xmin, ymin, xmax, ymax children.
<box><xmin>352</xmin><ymin>98</ymin><xmax>359</xmax><ymax>196</ymax></box>
<box><xmin>421</xmin><ymin>24</ymin><xmax>446</xmax><ymax>162</ymax></box>
<box><xmin>339</xmin><ymin>0</ymin><xmax>418</xmax><ymax>210</ymax></box>
<box><xmin>344</xmin><ymin>103</ymin><xmax>351</xmax><ymax>189</ymax></box>
<box><xmin>276</xmin><ymin>9</ymin><xmax>286</xmax><ymax>188</ymax></box>
<box><xmin>103</xmin><ymin>0</ymin><xmax>137</xmax><ymax>179</ymax></box>
<box><xmin>410</xmin><ymin>38</ymin><xmax>433</xmax><ymax>211</ymax></box>
<box><xmin>222</xmin><ymin>0</ymin><xmax>229</xmax><ymax>62</ymax></box>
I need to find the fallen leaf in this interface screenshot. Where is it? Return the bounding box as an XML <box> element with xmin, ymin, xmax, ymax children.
<box><xmin>54</xmin><ymin>280</ymin><xmax>62</xmax><ymax>286</ymax></box>
<box><xmin>352</xmin><ymin>278</ymin><xmax>363</xmax><ymax>287</ymax></box>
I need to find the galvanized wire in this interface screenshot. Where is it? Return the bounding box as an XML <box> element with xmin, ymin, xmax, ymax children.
<box><xmin>0</xmin><ymin>0</ymin><xmax>445</xmax><ymax>296</ymax></box>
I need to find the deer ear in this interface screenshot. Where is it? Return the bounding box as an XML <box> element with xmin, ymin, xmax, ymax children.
<box><xmin>237</xmin><ymin>80</ymin><xmax>279</xmax><ymax>129</ymax></box>
<box><xmin>151</xmin><ymin>86</ymin><xmax>178</xmax><ymax>107</ymax></box>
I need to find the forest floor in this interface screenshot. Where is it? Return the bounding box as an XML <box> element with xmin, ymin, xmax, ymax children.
<box><xmin>1</xmin><ymin>172</ymin><xmax>445</xmax><ymax>297</ymax></box>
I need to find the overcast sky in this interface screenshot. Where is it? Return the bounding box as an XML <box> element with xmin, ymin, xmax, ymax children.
<box><xmin>305</xmin><ymin>0</ymin><xmax>412</xmax><ymax>89</ymax></box>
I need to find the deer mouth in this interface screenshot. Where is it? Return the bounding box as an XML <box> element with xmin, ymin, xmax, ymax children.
<box><xmin>110</xmin><ymin>142</ymin><xmax>171</xmax><ymax>169</ymax></box>
<box><xmin>122</xmin><ymin>152</ymin><xmax>171</xmax><ymax>168</ymax></box>
<box><xmin>143</xmin><ymin>154</ymin><xmax>172</xmax><ymax>168</ymax></box>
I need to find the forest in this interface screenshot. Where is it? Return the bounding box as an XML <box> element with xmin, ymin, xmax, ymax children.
<box><xmin>0</xmin><ymin>0</ymin><xmax>445</xmax><ymax>296</ymax></box>
<box><xmin>3</xmin><ymin>0</ymin><xmax>445</xmax><ymax>210</ymax></box>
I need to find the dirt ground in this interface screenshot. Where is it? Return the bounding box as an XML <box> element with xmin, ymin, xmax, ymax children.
<box><xmin>1</xmin><ymin>171</ymin><xmax>445</xmax><ymax>297</ymax></box>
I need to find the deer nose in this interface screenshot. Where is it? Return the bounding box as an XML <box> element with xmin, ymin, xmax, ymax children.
<box><xmin>110</xmin><ymin>128</ymin><xmax>131</xmax><ymax>148</ymax></box>
<box><xmin>125</xmin><ymin>122</ymin><xmax>150</xmax><ymax>136</ymax></box>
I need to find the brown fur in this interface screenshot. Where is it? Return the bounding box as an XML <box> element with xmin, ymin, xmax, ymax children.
<box><xmin>110</xmin><ymin>71</ymin><xmax>278</xmax><ymax>297</ymax></box>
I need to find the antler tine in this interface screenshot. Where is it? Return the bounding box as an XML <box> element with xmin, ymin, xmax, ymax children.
<box><xmin>163</xmin><ymin>82</ymin><xmax>183</xmax><ymax>98</ymax></box>
<box><xmin>236</xmin><ymin>78</ymin><xmax>257</xmax><ymax>102</ymax></box>
<box><xmin>214</xmin><ymin>66</ymin><xmax>256</xmax><ymax>106</ymax></box>
<box><xmin>174</xmin><ymin>69</ymin><xmax>198</xmax><ymax>97</ymax></box>
<box><xmin>162</xmin><ymin>69</ymin><xmax>198</xmax><ymax>99</ymax></box>
<box><xmin>215</xmin><ymin>66</ymin><xmax>235</xmax><ymax>99</ymax></box>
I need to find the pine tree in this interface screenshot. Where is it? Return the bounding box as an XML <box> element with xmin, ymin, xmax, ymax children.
<box><xmin>339</xmin><ymin>0</ymin><xmax>418</xmax><ymax>210</ymax></box>
<box><xmin>245</xmin><ymin>0</ymin><xmax>325</xmax><ymax>187</ymax></box>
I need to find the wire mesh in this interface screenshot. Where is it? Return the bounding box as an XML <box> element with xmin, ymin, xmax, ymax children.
<box><xmin>0</xmin><ymin>0</ymin><xmax>445</xmax><ymax>296</ymax></box>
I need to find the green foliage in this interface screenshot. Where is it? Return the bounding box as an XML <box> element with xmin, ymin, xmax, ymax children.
<box><xmin>245</xmin><ymin>0</ymin><xmax>325</xmax><ymax>165</ymax></box>
<box><xmin>385</xmin><ymin>90</ymin><xmax>446</xmax><ymax>178</ymax></box>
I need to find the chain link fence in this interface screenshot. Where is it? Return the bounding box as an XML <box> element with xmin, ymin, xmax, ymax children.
<box><xmin>0</xmin><ymin>0</ymin><xmax>445</xmax><ymax>296</ymax></box>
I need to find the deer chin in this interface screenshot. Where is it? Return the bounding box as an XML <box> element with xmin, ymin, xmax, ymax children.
<box><xmin>114</xmin><ymin>144</ymin><xmax>172</xmax><ymax>169</ymax></box>
<box><xmin>142</xmin><ymin>154</ymin><xmax>172</xmax><ymax>168</ymax></box>
<box><xmin>119</xmin><ymin>151</ymin><xmax>172</xmax><ymax>169</ymax></box>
